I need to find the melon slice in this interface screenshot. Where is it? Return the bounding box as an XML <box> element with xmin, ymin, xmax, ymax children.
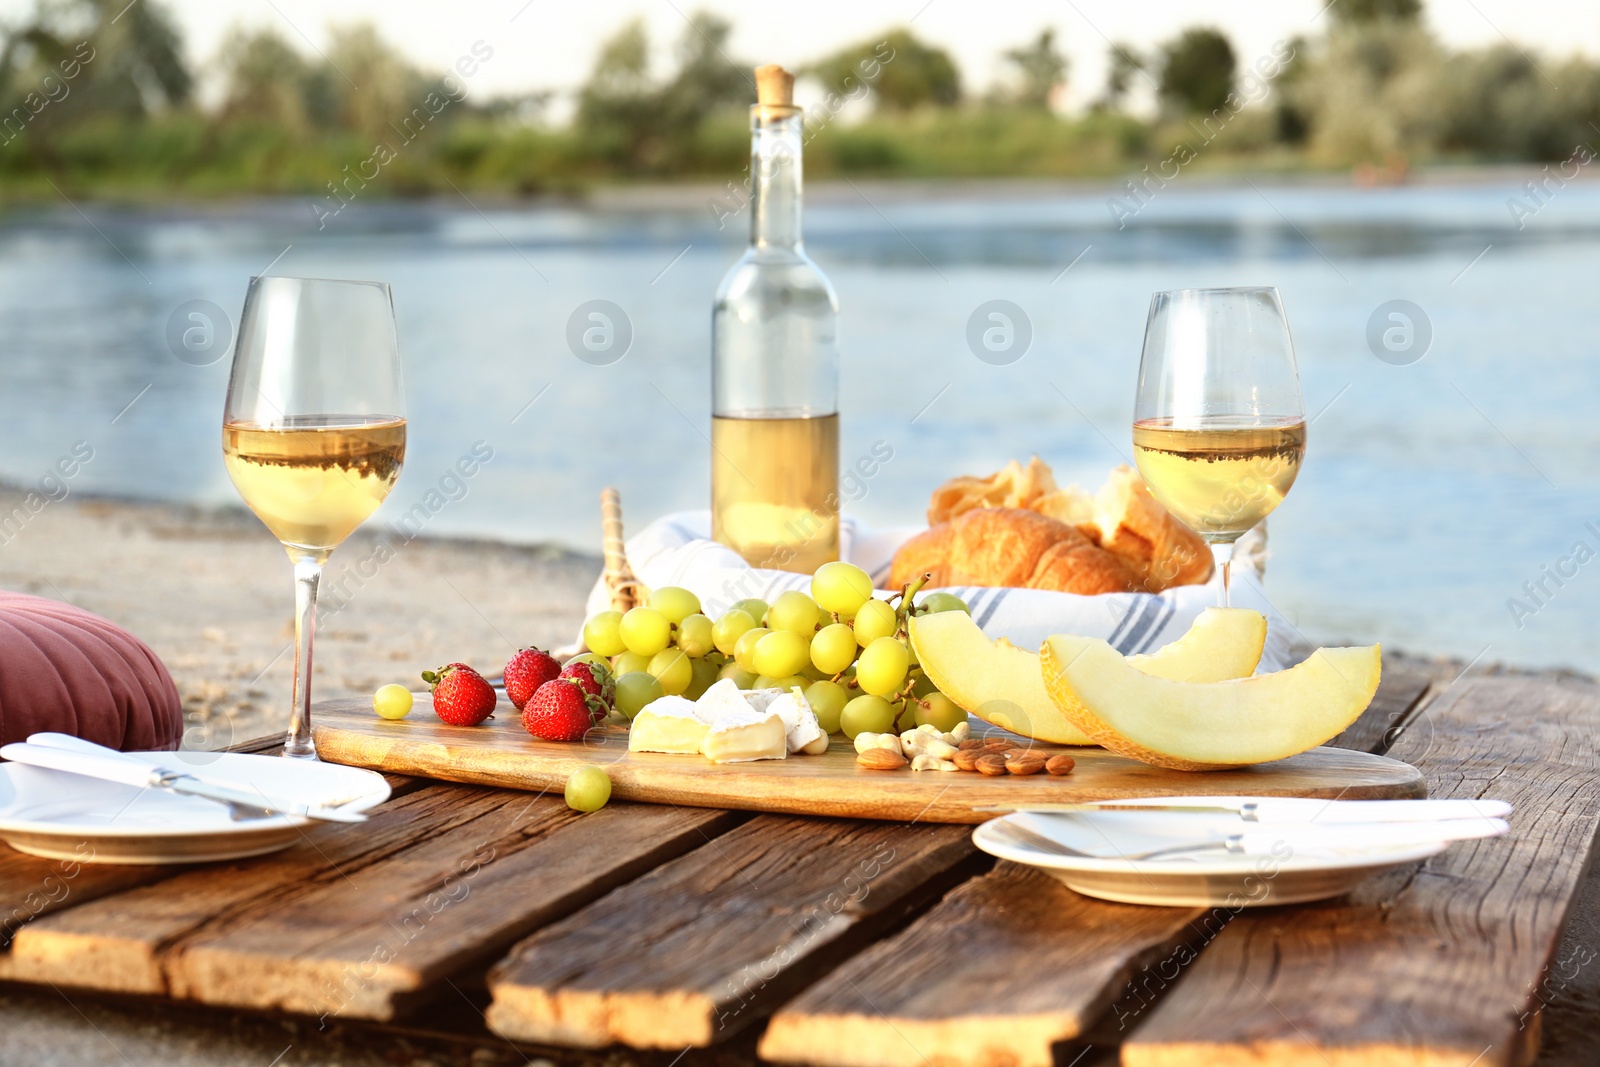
<box><xmin>1040</xmin><ymin>634</ymin><xmax>1382</xmax><ymax>770</ymax></box>
<box><xmin>907</xmin><ymin>608</ymin><xmax>1269</xmax><ymax>746</ymax></box>
<box><xmin>1129</xmin><ymin>607</ymin><xmax>1268</xmax><ymax>682</ymax></box>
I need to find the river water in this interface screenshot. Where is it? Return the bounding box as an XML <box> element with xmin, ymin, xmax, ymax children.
<box><xmin>1</xmin><ymin>175</ymin><xmax>1596</xmax><ymax>672</ymax></box>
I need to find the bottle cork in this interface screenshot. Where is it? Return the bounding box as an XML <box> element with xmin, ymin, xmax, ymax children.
<box><xmin>755</xmin><ymin>64</ymin><xmax>799</xmax><ymax>119</ymax></box>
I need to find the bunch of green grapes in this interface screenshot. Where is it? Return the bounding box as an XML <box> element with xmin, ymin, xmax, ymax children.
<box><xmin>578</xmin><ymin>563</ymin><xmax>970</xmax><ymax>739</ymax></box>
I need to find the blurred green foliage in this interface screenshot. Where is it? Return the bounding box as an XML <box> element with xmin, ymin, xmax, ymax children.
<box><xmin>808</xmin><ymin>29</ymin><xmax>961</xmax><ymax>112</ymax></box>
<box><xmin>0</xmin><ymin>0</ymin><xmax>1597</xmax><ymax>203</ymax></box>
<box><xmin>1158</xmin><ymin>29</ymin><xmax>1236</xmax><ymax>116</ymax></box>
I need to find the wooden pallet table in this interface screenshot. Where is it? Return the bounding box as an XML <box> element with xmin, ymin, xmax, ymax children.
<box><xmin>1</xmin><ymin>651</ymin><xmax>1597</xmax><ymax>1067</ymax></box>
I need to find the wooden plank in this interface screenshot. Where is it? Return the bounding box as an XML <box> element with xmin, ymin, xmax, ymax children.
<box><xmin>0</xmin><ymin>847</ymin><xmax>178</xmax><ymax>950</ymax></box>
<box><xmin>1121</xmin><ymin>674</ymin><xmax>1600</xmax><ymax>1067</ymax></box>
<box><xmin>1328</xmin><ymin>656</ymin><xmax>1436</xmax><ymax>754</ymax></box>
<box><xmin>485</xmin><ymin>815</ymin><xmax>978</xmax><ymax>1048</ymax></box>
<box><xmin>5</xmin><ymin>780</ymin><xmax>737</xmax><ymax>1023</ymax></box>
<box><xmin>758</xmin><ymin>860</ymin><xmax>1210</xmax><ymax>1067</ymax></box>
<box><xmin>312</xmin><ymin>697</ymin><xmax>1425</xmax><ymax>825</ymax></box>
<box><xmin>172</xmin><ymin>798</ymin><xmax>738</xmax><ymax>1021</ymax></box>
<box><xmin>0</xmin><ymin>781</ymin><xmax>507</xmax><ymax>991</ymax></box>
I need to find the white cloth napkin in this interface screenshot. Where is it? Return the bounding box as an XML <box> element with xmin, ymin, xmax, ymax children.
<box><xmin>582</xmin><ymin>512</ymin><xmax>1294</xmax><ymax>672</ymax></box>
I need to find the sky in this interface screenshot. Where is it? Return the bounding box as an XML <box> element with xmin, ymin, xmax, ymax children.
<box><xmin>6</xmin><ymin>0</ymin><xmax>1599</xmax><ymax>113</ymax></box>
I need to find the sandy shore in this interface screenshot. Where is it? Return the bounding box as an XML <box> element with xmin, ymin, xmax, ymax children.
<box><xmin>0</xmin><ymin>485</ymin><xmax>601</xmax><ymax>749</ymax></box>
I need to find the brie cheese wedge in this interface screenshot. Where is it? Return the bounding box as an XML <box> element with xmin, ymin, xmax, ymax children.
<box><xmin>629</xmin><ymin>696</ymin><xmax>712</xmax><ymax>754</ymax></box>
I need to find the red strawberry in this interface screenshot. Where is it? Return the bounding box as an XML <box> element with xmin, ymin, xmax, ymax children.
<box><xmin>422</xmin><ymin>664</ymin><xmax>496</xmax><ymax>726</ymax></box>
<box><xmin>504</xmin><ymin>647</ymin><xmax>562</xmax><ymax>710</ymax></box>
<box><xmin>522</xmin><ymin>678</ymin><xmax>604</xmax><ymax>742</ymax></box>
<box><xmin>559</xmin><ymin>659</ymin><xmax>615</xmax><ymax>720</ymax></box>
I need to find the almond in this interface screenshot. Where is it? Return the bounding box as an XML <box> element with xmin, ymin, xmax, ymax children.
<box><xmin>982</xmin><ymin>738</ymin><xmax>1020</xmax><ymax>754</ymax></box>
<box><xmin>857</xmin><ymin>748</ymin><xmax>907</xmax><ymax>770</ymax></box>
<box><xmin>1006</xmin><ymin>754</ymin><xmax>1046</xmax><ymax>776</ymax></box>
<box><xmin>975</xmin><ymin>754</ymin><xmax>1010</xmax><ymax>776</ymax></box>
<box><xmin>958</xmin><ymin>738</ymin><xmax>986</xmax><ymax>751</ymax></box>
<box><xmin>1046</xmin><ymin>754</ymin><xmax>1076</xmax><ymax>776</ymax></box>
<box><xmin>952</xmin><ymin>749</ymin><xmax>981</xmax><ymax>771</ymax></box>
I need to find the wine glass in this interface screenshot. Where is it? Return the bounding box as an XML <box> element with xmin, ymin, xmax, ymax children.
<box><xmin>1132</xmin><ymin>287</ymin><xmax>1305</xmax><ymax>607</ymax></box>
<box><xmin>223</xmin><ymin>276</ymin><xmax>406</xmax><ymax>759</ymax></box>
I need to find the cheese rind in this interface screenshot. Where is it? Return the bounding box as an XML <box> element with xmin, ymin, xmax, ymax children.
<box><xmin>769</xmin><ymin>688</ymin><xmax>825</xmax><ymax>754</ymax></box>
<box><xmin>702</xmin><ymin>707</ymin><xmax>788</xmax><ymax>763</ymax></box>
<box><xmin>698</xmin><ymin>679</ymin><xmax>756</xmax><ymax>722</ymax></box>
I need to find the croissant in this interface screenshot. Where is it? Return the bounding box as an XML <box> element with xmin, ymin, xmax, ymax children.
<box><xmin>889</xmin><ymin>508</ymin><xmax>1137</xmax><ymax>597</ymax></box>
<box><xmin>906</xmin><ymin>460</ymin><xmax>1213</xmax><ymax>595</ymax></box>
<box><xmin>1092</xmin><ymin>466</ymin><xmax>1214</xmax><ymax>593</ymax></box>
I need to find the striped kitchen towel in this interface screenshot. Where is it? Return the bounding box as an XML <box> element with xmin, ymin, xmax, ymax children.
<box><xmin>581</xmin><ymin>512</ymin><xmax>1293</xmax><ymax>672</ymax></box>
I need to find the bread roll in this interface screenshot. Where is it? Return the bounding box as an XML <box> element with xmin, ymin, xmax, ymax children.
<box><xmin>1092</xmin><ymin>466</ymin><xmax>1212</xmax><ymax>593</ymax></box>
<box><xmin>927</xmin><ymin>456</ymin><xmax>1056</xmax><ymax>525</ymax></box>
<box><xmin>889</xmin><ymin>508</ymin><xmax>1136</xmax><ymax>596</ymax></box>
<box><xmin>888</xmin><ymin>523</ymin><xmax>952</xmax><ymax>589</ymax></box>
<box><xmin>1028</xmin><ymin>534</ymin><xmax>1140</xmax><ymax>596</ymax></box>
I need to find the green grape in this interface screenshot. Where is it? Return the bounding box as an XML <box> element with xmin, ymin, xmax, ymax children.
<box><xmin>754</xmin><ymin>674</ymin><xmax>807</xmax><ymax>692</ymax></box>
<box><xmin>619</xmin><ymin>606</ymin><xmax>671</xmax><ymax>656</ymax></box>
<box><xmin>711</xmin><ymin>608</ymin><xmax>757</xmax><ymax>656</ymax></box>
<box><xmin>811</xmin><ymin>561</ymin><xmax>874</xmax><ymax>617</ymax></box>
<box><xmin>733</xmin><ymin>626</ymin><xmax>770</xmax><ymax>674</ymax></box>
<box><xmin>568</xmin><ymin>652</ymin><xmax>610</xmax><ymax>673</ymax></box>
<box><xmin>648</xmin><ymin>586</ymin><xmax>702</xmax><ymax>625</ymax></box>
<box><xmin>676</xmin><ymin>613</ymin><xmax>715</xmax><ymax>657</ymax></box>
<box><xmin>648</xmin><ymin>648</ymin><xmax>694</xmax><ymax>696</ymax></box>
<box><xmin>753</xmin><ymin>629</ymin><xmax>811</xmax><ymax>678</ymax></box>
<box><xmin>801</xmin><ymin>662</ymin><xmax>829</xmax><ymax>682</ymax></box>
<box><xmin>731</xmin><ymin>598</ymin><xmax>769</xmax><ymax>625</ymax></box>
<box><xmin>804</xmin><ymin>680</ymin><xmax>849</xmax><ymax>733</ymax></box>
<box><xmin>718</xmin><ymin>661</ymin><xmax>759</xmax><ymax>689</ymax></box>
<box><xmin>856</xmin><ymin>637</ymin><xmax>910</xmax><ymax>697</ymax></box>
<box><xmin>582</xmin><ymin>610</ymin><xmax>627</xmax><ymax>657</ymax></box>
<box><xmin>685</xmin><ymin>656</ymin><xmax>721</xmax><ymax>700</ymax></box>
<box><xmin>909</xmin><ymin>670</ymin><xmax>936</xmax><ymax>699</ymax></box>
<box><xmin>895</xmin><ymin>700</ymin><xmax>918</xmax><ymax>733</ymax></box>
<box><xmin>916</xmin><ymin>692</ymin><xmax>968</xmax><ymax>733</ymax></box>
<box><xmin>853</xmin><ymin>598</ymin><xmax>898</xmax><ymax>647</ymax></box>
<box><xmin>372</xmin><ymin>683</ymin><xmax>413</xmax><ymax>720</ymax></box>
<box><xmin>767</xmin><ymin>590</ymin><xmax>822</xmax><ymax>634</ymax></box>
<box><xmin>612</xmin><ymin>650</ymin><xmax>651</xmax><ymax>676</ymax></box>
<box><xmin>564</xmin><ymin>765</ymin><xmax>612</xmax><ymax>812</ymax></box>
<box><xmin>840</xmin><ymin>694</ymin><xmax>896</xmax><ymax>738</ymax></box>
<box><xmin>614</xmin><ymin>671</ymin><xmax>664</xmax><ymax>719</ymax></box>
<box><xmin>917</xmin><ymin>591</ymin><xmax>970</xmax><ymax>615</ymax></box>
<box><xmin>810</xmin><ymin>623</ymin><xmax>858</xmax><ymax>675</ymax></box>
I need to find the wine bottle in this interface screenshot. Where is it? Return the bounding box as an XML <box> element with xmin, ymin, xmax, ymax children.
<box><xmin>711</xmin><ymin>64</ymin><xmax>841</xmax><ymax>574</ymax></box>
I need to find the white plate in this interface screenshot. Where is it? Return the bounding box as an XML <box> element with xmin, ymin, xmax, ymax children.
<box><xmin>973</xmin><ymin>807</ymin><xmax>1450</xmax><ymax>908</ymax></box>
<box><xmin>0</xmin><ymin>753</ymin><xmax>391</xmax><ymax>864</ymax></box>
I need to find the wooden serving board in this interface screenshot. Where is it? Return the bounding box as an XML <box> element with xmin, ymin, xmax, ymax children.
<box><xmin>312</xmin><ymin>697</ymin><xmax>1425</xmax><ymax>823</ymax></box>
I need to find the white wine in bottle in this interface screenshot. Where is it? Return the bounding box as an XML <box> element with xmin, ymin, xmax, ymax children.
<box><xmin>711</xmin><ymin>64</ymin><xmax>840</xmax><ymax>573</ymax></box>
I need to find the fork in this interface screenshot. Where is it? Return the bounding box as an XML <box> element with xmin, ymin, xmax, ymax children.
<box><xmin>991</xmin><ymin>821</ymin><xmax>1235</xmax><ymax>861</ymax></box>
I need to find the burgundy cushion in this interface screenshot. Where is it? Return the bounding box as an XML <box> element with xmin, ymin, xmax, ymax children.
<box><xmin>0</xmin><ymin>591</ymin><xmax>182</xmax><ymax>751</ymax></box>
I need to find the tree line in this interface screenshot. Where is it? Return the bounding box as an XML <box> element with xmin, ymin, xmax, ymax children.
<box><xmin>1</xmin><ymin>0</ymin><xmax>1596</xmax><ymax>200</ymax></box>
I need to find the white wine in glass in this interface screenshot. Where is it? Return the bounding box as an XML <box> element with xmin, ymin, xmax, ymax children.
<box><xmin>224</xmin><ymin>277</ymin><xmax>406</xmax><ymax>759</ymax></box>
<box><xmin>1133</xmin><ymin>287</ymin><xmax>1305</xmax><ymax>606</ymax></box>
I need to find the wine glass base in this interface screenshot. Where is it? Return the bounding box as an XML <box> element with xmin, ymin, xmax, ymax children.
<box><xmin>281</xmin><ymin>736</ymin><xmax>319</xmax><ymax>760</ymax></box>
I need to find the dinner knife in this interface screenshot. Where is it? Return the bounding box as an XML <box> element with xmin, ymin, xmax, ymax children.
<box><xmin>0</xmin><ymin>739</ymin><xmax>367</xmax><ymax>824</ymax></box>
<box><xmin>977</xmin><ymin>797</ymin><xmax>1513</xmax><ymax>823</ymax></box>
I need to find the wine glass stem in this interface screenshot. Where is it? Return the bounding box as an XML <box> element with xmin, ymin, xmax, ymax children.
<box><xmin>285</xmin><ymin>556</ymin><xmax>323</xmax><ymax>759</ymax></box>
<box><xmin>1211</xmin><ymin>542</ymin><xmax>1235</xmax><ymax>609</ymax></box>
